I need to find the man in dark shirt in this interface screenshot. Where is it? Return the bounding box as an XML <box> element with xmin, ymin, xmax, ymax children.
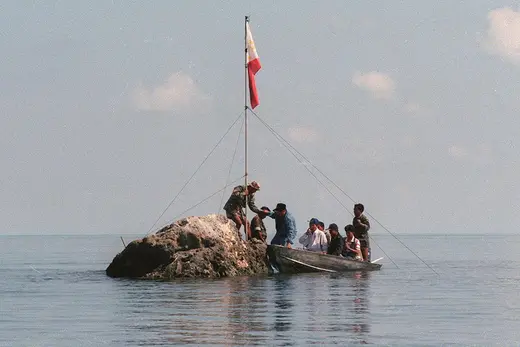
<box><xmin>352</xmin><ymin>203</ymin><xmax>371</xmax><ymax>261</ymax></box>
<box><xmin>326</xmin><ymin>223</ymin><xmax>344</xmax><ymax>256</ymax></box>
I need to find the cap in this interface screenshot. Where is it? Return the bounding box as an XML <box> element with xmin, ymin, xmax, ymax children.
<box><xmin>308</xmin><ymin>218</ymin><xmax>319</xmax><ymax>225</ymax></box>
<box><xmin>273</xmin><ymin>203</ymin><xmax>286</xmax><ymax>212</ymax></box>
<box><xmin>260</xmin><ymin>206</ymin><xmax>271</xmax><ymax>212</ymax></box>
<box><xmin>249</xmin><ymin>181</ymin><xmax>260</xmax><ymax>190</ymax></box>
<box><xmin>327</xmin><ymin>223</ymin><xmax>339</xmax><ymax>231</ymax></box>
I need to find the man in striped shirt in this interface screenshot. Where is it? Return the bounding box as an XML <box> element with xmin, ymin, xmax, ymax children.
<box><xmin>343</xmin><ymin>225</ymin><xmax>362</xmax><ymax>260</ymax></box>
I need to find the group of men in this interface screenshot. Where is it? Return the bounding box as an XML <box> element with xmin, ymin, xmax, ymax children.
<box><xmin>298</xmin><ymin>208</ymin><xmax>371</xmax><ymax>261</ymax></box>
<box><xmin>223</xmin><ymin>180</ymin><xmax>372</xmax><ymax>262</ymax></box>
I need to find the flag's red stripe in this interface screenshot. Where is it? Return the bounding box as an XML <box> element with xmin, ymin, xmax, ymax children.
<box><xmin>248</xmin><ymin>57</ymin><xmax>261</xmax><ymax>75</ymax></box>
<box><xmin>248</xmin><ymin>58</ymin><xmax>261</xmax><ymax>109</ymax></box>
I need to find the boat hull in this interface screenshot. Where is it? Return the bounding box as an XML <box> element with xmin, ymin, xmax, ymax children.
<box><xmin>267</xmin><ymin>245</ymin><xmax>382</xmax><ymax>274</ymax></box>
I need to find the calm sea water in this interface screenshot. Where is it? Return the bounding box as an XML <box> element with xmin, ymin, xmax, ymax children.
<box><xmin>1</xmin><ymin>234</ymin><xmax>519</xmax><ymax>346</ymax></box>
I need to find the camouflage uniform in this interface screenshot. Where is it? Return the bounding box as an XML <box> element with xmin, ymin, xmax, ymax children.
<box><xmin>353</xmin><ymin>214</ymin><xmax>370</xmax><ymax>248</ymax></box>
<box><xmin>223</xmin><ymin>185</ymin><xmax>263</xmax><ymax>220</ymax></box>
<box><xmin>250</xmin><ymin>215</ymin><xmax>267</xmax><ymax>242</ymax></box>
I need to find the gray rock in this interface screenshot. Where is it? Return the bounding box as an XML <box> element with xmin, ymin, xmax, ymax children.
<box><xmin>106</xmin><ymin>214</ymin><xmax>268</xmax><ymax>279</ymax></box>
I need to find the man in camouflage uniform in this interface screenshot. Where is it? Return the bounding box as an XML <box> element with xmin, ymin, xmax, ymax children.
<box><xmin>352</xmin><ymin>203</ymin><xmax>371</xmax><ymax>261</ymax></box>
<box><xmin>223</xmin><ymin>181</ymin><xmax>268</xmax><ymax>240</ymax></box>
<box><xmin>250</xmin><ymin>206</ymin><xmax>270</xmax><ymax>242</ymax></box>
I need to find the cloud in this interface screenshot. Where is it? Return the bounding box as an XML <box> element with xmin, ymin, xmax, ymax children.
<box><xmin>132</xmin><ymin>72</ymin><xmax>210</xmax><ymax>112</ymax></box>
<box><xmin>352</xmin><ymin>71</ymin><xmax>396</xmax><ymax>100</ymax></box>
<box><xmin>288</xmin><ymin>126</ymin><xmax>318</xmax><ymax>143</ymax></box>
<box><xmin>483</xmin><ymin>7</ymin><xmax>520</xmax><ymax>63</ymax></box>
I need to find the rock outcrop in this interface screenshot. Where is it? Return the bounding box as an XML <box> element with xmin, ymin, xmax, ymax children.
<box><xmin>106</xmin><ymin>214</ymin><xmax>269</xmax><ymax>280</ymax></box>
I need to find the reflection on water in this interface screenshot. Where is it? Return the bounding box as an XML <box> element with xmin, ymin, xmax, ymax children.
<box><xmin>271</xmin><ymin>275</ymin><xmax>295</xmax><ymax>346</ymax></box>
<box><xmin>223</xmin><ymin>276</ymin><xmax>270</xmax><ymax>345</ymax></box>
<box><xmin>351</xmin><ymin>271</ymin><xmax>371</xmax><ymax>344</ymax></box>
<box><xmin>112</xmin><ymin>271</ymin><xmax>373</xmax><ymax>346</ymax></box>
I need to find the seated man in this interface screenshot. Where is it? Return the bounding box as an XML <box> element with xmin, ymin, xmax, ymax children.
<box><xmin>250</xmin><ymin>206</ymin><xmax>270</xmax><ymax>242</ymax></box>
<box><xmin>326</xmin><ymin>223</ymin><xmax>343</xmax><ymax>256</ymax></box>
<box><xmin>299</xmin><ymin>218</ymin><xmax>328</xmax><ymax>253</ymax></box>
<box><xmin>342</xmin><ymin>225</ymin><xmax>362</xmax><ymax>260</ymax></box>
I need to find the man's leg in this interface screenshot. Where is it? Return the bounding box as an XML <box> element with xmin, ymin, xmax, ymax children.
<box><xmin>360</xmin><ymin>239</ymin><xmax>369</xmax><ymax>261</ymax></box>
<box><xmin>242</xmin><ymin>216</ymin><xmax>251</xmax><ymax>240</ymax></box>
<box><xmin>227</xmin><ymin>210</ymin><xmax>244</xmax><ymax>238</ymax></box>
<box><xmin>361</xmin><ymin>247</ymin><xmax>369</xmax><ymax>261</ymax></box>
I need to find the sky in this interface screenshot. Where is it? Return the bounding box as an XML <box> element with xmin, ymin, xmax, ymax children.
<box><xmin>1</xmin><ymin>1</ymin><xmax>520</xmax><ymax>237</ymax></box>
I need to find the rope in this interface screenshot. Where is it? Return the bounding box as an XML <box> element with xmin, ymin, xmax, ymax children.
<box><xmin>248</xmin><ymin>109</ymin><xmax>352</xmax><ymax>214</ymax></box>
<box><xmin>169</xmin><ymin>175</ymin><xmax>246</xmax><ymax>223</ymax></box>
<box><xmin>367</xmin><ymin>235</ymin><xmax>399</xmax><ymax>269</ymax></box>
<box><xmin>218</xmin><ymin>116</ymin><xmax>244</xmax><ymax>212</ymax></box>
<box><xmin>247</xmin><ymin>107</ymin><xmax>437</xmax><ymax>274</ymax></box>
<box><xmin>161</xmin><ymin>152</ymin><xmax>271</xmax><ymax>228</ymax></box>
<box><xmin>248</xmin><ymin>107</ymin><xmax>359</xmax><ymax>204</ymax></box>
<box><xmin>144</xmin><ymin>113</ymin><xmax>243</xmax><ymax>236</ymax></box>
<box><xmin>248</xmin><ymin>110</ymin><xmax>397</xmax><ymax>268</ymax></box>
<box><xmin>147</xmin><ymin>134</ymin><xmax>271</xmax><ymax>235</ymax></box>
<box><xmin>367</xmin><ymin>213</ymin><xmax>438</xmax><ymax>275</ymax></box>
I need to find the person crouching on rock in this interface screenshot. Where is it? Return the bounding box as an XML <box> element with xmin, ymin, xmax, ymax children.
<box><xmin>251</xmin><ymin>206</ymin><xmax>270</xmax><ymax>242</ymax></box>
<box><xmin>267</xmin><ymin>203</ymin><xmax>297</xmax><ymax>248</ymax></box>
<box><xmin>223</xmin><ymin>180</ymin><xmax>270</xmax><ymax>240</ymax></box>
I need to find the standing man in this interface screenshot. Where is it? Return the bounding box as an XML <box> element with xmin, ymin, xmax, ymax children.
<box><xmin>299</xmin><ymin>218</ymin><xmax>328</xmax><ymax>253</ymax></box>
<box><xmin>269</xmin><ymin>203</ymin><xmax>297</xmax><ymax>248</ymax></box>
<box><xmin>223</xmin><ymin>181</ymin><xmax>269</xmax><ymax>240</ymax></box>
<box><xmin>352</xmin><ymin>203</ymin><xmax>371</xmax><ymax>261</ymax></box>
<box><xmin>250</xmin><ymin>206</ymin><xmax>270</xmax><ymax>242</ymax></box>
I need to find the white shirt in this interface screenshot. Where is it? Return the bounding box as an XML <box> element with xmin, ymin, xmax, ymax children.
<box><xmin>344</xmin><ymin>236</ymin><xmax>362</xmax><ymax>260</ymax></box>
<box><xmin>299</xmin><ymin>229</ymin><xmax>328</xmax><ymax>252</ymax></box>
<box><xmin>322</xmin><ymin>229</ymin><xmax>331</xmax><ymax>243</ymax></box>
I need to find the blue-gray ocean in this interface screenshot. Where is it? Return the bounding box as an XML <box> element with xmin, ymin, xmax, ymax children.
<box><xmin>1</xmin><ymin>234</ymin><xmax>519</xmax><ymax>347</ymax></box>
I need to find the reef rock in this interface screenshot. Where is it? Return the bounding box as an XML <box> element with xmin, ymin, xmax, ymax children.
<box><xmin>105</xmin><ymin>214</ymin><xmax>269</xmax><ymax>279</ymax></box>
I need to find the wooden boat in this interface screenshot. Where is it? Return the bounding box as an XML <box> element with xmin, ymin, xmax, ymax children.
<box><xmin>267</xmin><ymin>245</ymin><xmax>382</xmax><ymax>274</ymax></box>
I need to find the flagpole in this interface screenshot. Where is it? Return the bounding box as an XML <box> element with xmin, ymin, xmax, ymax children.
<box><xmin>244</xmin><ymin>15</ymin><xmax>249</xmax><ymax>232</ymax></box>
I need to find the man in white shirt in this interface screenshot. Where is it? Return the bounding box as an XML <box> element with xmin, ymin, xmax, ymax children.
<box><xmin>299</xmin><ymin>218</ymin><xmax>328</xmax><ymax>253</ymax></box>
<box><xmin>318</xmin><ymin>221</ymin><xmax>331</xmax><ymax>244</ymax></box>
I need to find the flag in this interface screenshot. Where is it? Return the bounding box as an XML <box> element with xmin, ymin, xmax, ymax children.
<box><xmin>246</xmin><ymin>22</ymin><xmax>261</xmax><ymax>109</ymax></box>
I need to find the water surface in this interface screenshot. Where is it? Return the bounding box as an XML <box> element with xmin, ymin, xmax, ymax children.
<box><xmin>1</xmin><ymin>234</ymin><xmax>519</xmax><ymax>346</ymax></box>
